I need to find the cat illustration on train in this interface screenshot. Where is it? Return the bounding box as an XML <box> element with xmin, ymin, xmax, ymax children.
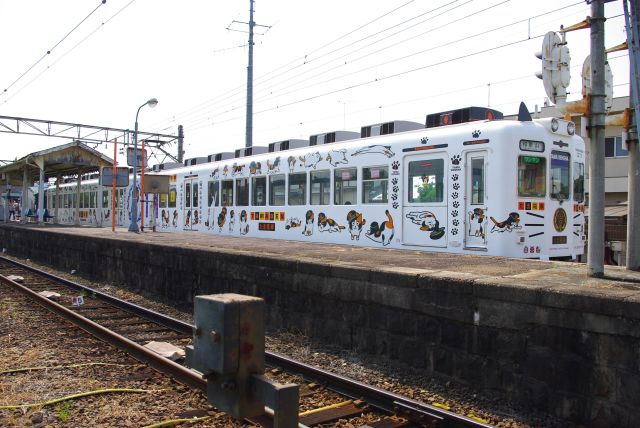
<box><xmin>405</xmin><ymin>210</ymin><xmax>445</xmax><ymax>240</ymax></box>
<box><xmin>346</xmin><ymin>210</ymin><xmax>366</xmax><ymax>240</ymax></box>
<box><xmin>303</xmin><ymin>210</ymin><xmax>314</xmax><ymax>236</ymax></box>
<box><xmin>489</xmin><ymin>212</ymin><xmax>521</xmax><ymax>232</ymax></box>
<box><xmin>239</xmin><ymin>210</ymin><xmax>249</xmax><ymax>235</ymax></box>
<box><xmin>366</xmin><ymin>210</ymin><xmax>395</xmax><ymax>246</ymax></box>
<box><xmin>317</xmin><ymin>213</ymin><xmax>345</xmax><ymax>233</ymax></box>
<box><xmin>351</xmin><ymin>145</ymin><xmax>395</xmax><ymax>158</ymax></box>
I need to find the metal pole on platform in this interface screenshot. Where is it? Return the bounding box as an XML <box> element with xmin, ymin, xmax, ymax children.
<box><xmin>128</xmin><ymin>98</ymin><xmax>158</xmax><ymax>233</ymax></box>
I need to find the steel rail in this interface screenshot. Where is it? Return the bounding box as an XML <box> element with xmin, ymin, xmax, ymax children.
<box><xmin>0</xmin><ymin>272</ymin><xmax>206</xmax><ymax>392</ymax></box>
<box><xmin>0</xmin><ymin>256</ymin><xmax>492</xmax><ymax>427</ymax></box>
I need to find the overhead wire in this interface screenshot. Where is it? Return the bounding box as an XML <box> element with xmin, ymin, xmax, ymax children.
<box><xmin>147</xmin><ymin>0</ymin><xmax>432</xmax><ymax>131</ymax></box>
<box><xmin>165</xmin><ymin>0</ymin><xmax>588</xmax><ymax>134</ymax></box>
<box><xmin>2</xmin><ymin>0</ymin><xmax>138</xmax><ymax>106</ymax></box>
<box><xmin>181</xmin><ymin>1</ymin><xmax>586</xmax><ymax>132</ymax></box>
<box><xmin>0</xmin><ymin>0</ymin><xmax>107</xmax><ymax>100</ymax></box>
<box><xmin>157</xmin><ymin>0</ymin><xmax>487</xmax><ymax>132</ymax></box>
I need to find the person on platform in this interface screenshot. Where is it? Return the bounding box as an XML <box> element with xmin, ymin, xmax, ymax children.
<box><xmin>8</xmin><ymin>200</ymin><xmax>16</xmax><ymax>221</ymax></box>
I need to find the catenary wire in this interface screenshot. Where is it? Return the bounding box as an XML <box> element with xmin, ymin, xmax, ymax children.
<box><xmin>2</xmin><ymin>0</ymin><xmax>138</xmax><ymax>107</ymax></box>
<box><xmin>0</xmin><ymin>0</ymin><xmax>107</xmax><ymax>99</ymax></box>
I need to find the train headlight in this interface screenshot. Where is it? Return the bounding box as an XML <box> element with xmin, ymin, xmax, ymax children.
<box><xmin>551</xmin><ymin>118</ymin><xmax>560</xmax><ymax>132</ymax></box>
<box><xmin>567</xmin><ymin>121</ymin><xmax>575</xmax><ymax>135</ymax></box>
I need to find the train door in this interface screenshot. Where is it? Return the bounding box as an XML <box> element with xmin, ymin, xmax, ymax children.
<box><xmin>401</xmin><ymin>154</ymin><xmax>448</xmax><ymax>247</ymax></box>
<box><xmin>464</xmin><ymin>150</ymin><xmax>488</xmax><ymax>249</ymax></box>
<box><xmin>183</xmin><ymin>178</ymin><xmax>198</xmax><ymax>231</ymax></box>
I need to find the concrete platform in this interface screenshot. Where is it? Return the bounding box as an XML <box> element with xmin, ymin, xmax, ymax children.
<box><xmin>1</xmin><ymin>222</ymin><xmax>640</xmax><ymax>427</ymax></box>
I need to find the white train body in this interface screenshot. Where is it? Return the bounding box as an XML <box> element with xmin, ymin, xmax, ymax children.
<box><xmin>46</xmin><ymin>107</ymin><xmax>586</xmax><ymax>260</ymax></box>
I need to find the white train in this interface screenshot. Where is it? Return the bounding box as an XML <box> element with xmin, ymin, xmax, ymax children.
<box><xmin>45</xmin><ymin>105</ymin><xmax>586</xmax><ymax>260</ymax></box>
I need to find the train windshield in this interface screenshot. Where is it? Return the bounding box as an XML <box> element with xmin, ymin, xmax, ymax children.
<box><xmin>518</xmin><ymin>156</ymin><xmax>546</xmax><ymax>197</ymax></box>
<box><xmin>550</xmin><ymin>151</ymin><xmax>570</xmax><ymax>201</ymax></box>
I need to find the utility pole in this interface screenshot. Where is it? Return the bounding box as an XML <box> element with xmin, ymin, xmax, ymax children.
<box><xmin>625</xmin><ymin>0</ymin><xmax>640</xmax><ymax>271</ymax></box>
<box><xmin>246</xmin><ymin>0</ymin><xmax>255</xmax><ymax>149</ymax></box>
<box><xmin>228</xmin><ymin>1</ymin><xmax>270</xmax><ymax>149</ymax></box>
<box><xmin>588</xmin><ymin>0</ymin><xmax>606</xmax><ymax>277</ymax></box>
<box><xmin>177</xmin><ymin>125</ymin><xmax>185</xmax><ymax>163</ymax></box>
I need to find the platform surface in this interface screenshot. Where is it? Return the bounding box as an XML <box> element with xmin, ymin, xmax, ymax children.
<box><xmin>3</xmin><ymin>222</ymin><xmax>639</xmax><ymax>297</ymax></box>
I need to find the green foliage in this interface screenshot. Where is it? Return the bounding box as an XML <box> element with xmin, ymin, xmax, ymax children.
<box><xmin>56</xmin><ymin>401</ymin><xmax>71</xmax><ymax>422</ymax></box>
<box><xmin>417</xmin><ymin>182</ymin><xmax>437</xmax><ymax>202</ymax></box>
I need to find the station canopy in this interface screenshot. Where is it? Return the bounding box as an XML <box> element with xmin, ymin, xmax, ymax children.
<box><xmin>0</xmin><ymin>140</ymin><xmax>114</xmax><ymax>185</ymax></box>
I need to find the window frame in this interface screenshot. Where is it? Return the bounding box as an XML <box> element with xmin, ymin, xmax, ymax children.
<box><xmin>407</xmin><ymin>158</ymin><xmax>445</xmax><ymax>204</ymax></box>
<box><xmin>310</xmin><ymin>169</ymin><xmax>331</xmax><ymax>205</ymax></box>
<box><xmin>334</xmin><ymin>167</ymin><xmax>358</xmax><ymax>205</ymax></box>
<box><xmin>361</xmin><ymin>165</ymin><xmax>389</xmax><ymax>204</ymax></box>
<box><xmin>287</xmin><ymin>172</ymin><xmax>307</xmax><ymax>206</ymax></box>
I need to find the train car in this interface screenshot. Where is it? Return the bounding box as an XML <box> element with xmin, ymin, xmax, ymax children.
<box><xmin>46</xmin><ymin>105</ymin><xmax>586</xmax><ymax>260</ymax></box>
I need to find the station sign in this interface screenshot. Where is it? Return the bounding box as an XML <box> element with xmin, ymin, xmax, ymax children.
<box><xmin>127</xmin><ymin>147</ymin><xmax>148</xmax><ymax>167</ymax></box>
<box><xmin>145</xmin><ymin>175</ymin><xmax>171</xmax><ymax>193</ymax></box>
<box><xmin>101</xmin><ymin>167</ymin><xmax>130</xmax><ymax>187</ymax></box>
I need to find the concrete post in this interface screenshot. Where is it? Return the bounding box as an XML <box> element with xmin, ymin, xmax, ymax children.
<box><xmin>626</xmin><ymin>0</ymin><xmax>640</xmax><ymax>271</ymax></box>
<box><xmin>587</xmin><ymin>0</ymin><xmax>606</xmax><ymax>277</ymax></box>
<box><xmin>55</xmin><ymin>175</ymin><xmax>60</xmax><ymax>224</ymax></box>
<box><xmin>97</xmin><ymin>169</ymin><xmax>104</xmax><ymax>228</ymax></box>
<box><xmin>75</xmin><ymin>172</ymin><xmax>81</xmax><ymax>226</ymax></box>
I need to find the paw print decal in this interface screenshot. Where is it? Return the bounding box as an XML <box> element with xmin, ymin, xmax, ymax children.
<box><xmin>452</xmin><ymin>219</ymin><xmax>459</xmax><ymax>226</ymax></box>
<box><xmin>472</xmin><ymin>130</ymin><xmax>481</xmax><ymax>138</ymax></box>
<box><xmin>453</xmin><ymin>201</ymin><xmax>460</xmax><ymax>208</ymax></box>
<box><xmin>392</xmin><ymin>160</ymin><xmax>400</xmax><ymax>170</ymax></box>
<box><xmin>392</xmin><ymin>201</ymin><xmax>399</xmax><ymax>209</ymax></box>
<box><xmin>452</xmin><ymin>174</ymin><xmax>459</xmax><ymax>181</ymax></box>
<box><xmin>392</xmin><ymin>186</ymin><xmax>399</xmax><ymax>193</ymax></box>
<box><xmin>391</xmin><ymin>178</ymin><xmax>398</xmax><ymax>185</ymax></box>
<box><xmin>421</xmin><ymin>136</ymin><xmax>429</xmax><ymax>144</ymax></box>
<box><xmin>453</xmin><ymin>183</ymin><xmax>460</xmax><ymax>190</ymax></box>
<box><xmin>452</xmin><ymin>192</ymin><xmax>459</xmax><ymax>199</ymax></box>
<box><xmin>451</xmin><ymin>155</ymin><xmax>461</xmax><ymax>166</ymax></box>
<box><xmin>391</xmin><ymin>194</ymin><xmax>398</xmax><ymax>201</ymax></box>
<box><xmin>452</xmin><ymin>210</ymin><xmax>459</xmax><ymax>217</ymax></box>
<box><xmin>451</xmin><ymin>228</ymin><xmax>458</xmax><ymax>235</ymax></box>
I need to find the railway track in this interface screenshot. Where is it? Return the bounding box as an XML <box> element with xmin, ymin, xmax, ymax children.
<box><xmin>0</xmin><ymin>255</ymin><xmax>493</xmax><ymax>428</ymax></box>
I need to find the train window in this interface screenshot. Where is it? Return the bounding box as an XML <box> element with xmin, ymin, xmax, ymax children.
<box><xmin>221</xmin><ymin>180</ymin><xmax>234</xmax><ymax>206</ymax></box>
<box><xmin>518</xmin><ymin>156</ymin><xmax>546</xmax><ymax>197</ymax></box>
<box><xmin>573</xmin><ymin>162</ymin><xmax>584</xmax><ymax>203</ymax></box>
<box><xmin>193</xmin><ymin>182</ymin><xmax>199</xmax><ymax>207</ymax></box>
<box><xmin>408</xmin><ymin>159</ymin><xmax>444</xmax><ymax>203</ymax></box>
<box><xmin>310</xmin><ymin>170</ymin><xmax>330</xmax><ymax>205</ymax></box>
<box><xmin>334</xmin><ymin>167</ymin><xmax>357</xmax><ymax>205</ymax></box>
<box><xmin>160</xmin><ymin>193</ymin><xmax>167</xmax><ymax>208</ymax></box>
<box><xmin>208</xmin><ymin>181</ymin><xmax>219</xmax><ymax>207</ymax></box>
<box><xmin>550</xmin><ymin>151</ymin><xmax>570</xmax><ymax>201</ymax></box>
<box><xmin>90</xmin><ymin>191</ymin><xmax>97</xmax><ymax>208</ymax></box>
<box><xmin>102</xmin><ymin>191</ymin><xmax>109</xmax><ymax>208</ymax></box>
<box><xmin>288</xmin><ymin>173</ymin><xmax>307</xmax><ymax>206</ymax></box>
<box><xmin>168</xmin><ymin>186</ymin><xmax>176</xmax><ymax>208</ymax></box>
<box><xmin>362</xmin><ymin>166</ymin><xmax>388</xmax><ymax>204</ymax></box>
<box><xmin>269</xmin><ymin>174</ymin><xmax>285</xmax><ymax>206</ymax></box>
<box><xmin>185</xmin><ymin>182</ymin><xmax>191</xmax><ymax>207</ymax></box>
<box><xmin>470</xmin><ymin>158</ymin><xmax>484</xmax><ymax>204</ymax></box>
<box><xmin>236</xmin><ymin>178</ymin><xmax>249</xmax><ymax>206</ymax></box>
<box><xmin>83</xmin><ymin>192</ymin><xmax>90</xmax><ymax>208</ymax></box>
<box><xmin>252</xmin><ymin>177</ymin><xmax>266</xmax><ymax>206</ymax></box>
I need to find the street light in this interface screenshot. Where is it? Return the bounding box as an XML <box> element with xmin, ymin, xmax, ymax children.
<box><xmin>128</xmin><ymin>97</ymin><xmax>158</xmax><ymax>232</ymax></box>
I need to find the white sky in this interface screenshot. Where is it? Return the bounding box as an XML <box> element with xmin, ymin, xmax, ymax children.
<box><xmin>0</xmin><ymin>0</ymin><xmax>629</xmax><ymax>166</ymax></box>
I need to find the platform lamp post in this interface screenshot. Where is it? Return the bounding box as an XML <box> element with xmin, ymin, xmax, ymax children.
<box><xmin>128</xmin><ymin>97</ymin><xmax>158</xmax><ymax>233</ymax></box>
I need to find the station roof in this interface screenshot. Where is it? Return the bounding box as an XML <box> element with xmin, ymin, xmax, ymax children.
<box><xmin>0</xmin><ymin>141</ymin><xmax>113</xmax><ymax>186</ymax></box>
